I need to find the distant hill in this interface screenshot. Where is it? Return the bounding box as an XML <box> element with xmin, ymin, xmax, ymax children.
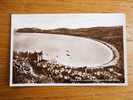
<box><xmin>15</xmin><ymin>26</ymin><xmax>123</xmax><ymax>39</ymax></box>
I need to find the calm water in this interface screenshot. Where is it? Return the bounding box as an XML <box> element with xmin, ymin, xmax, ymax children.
<box><xmin>14</xmin><ymin>33</ymin><xmax>114</xmax><ymax>68</ymax></box>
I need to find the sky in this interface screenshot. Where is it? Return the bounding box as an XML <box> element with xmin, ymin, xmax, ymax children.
<box><xmin>12</xmin><ymin>13</ymin><xmax>125</xmax><ymax>29</ymax></box>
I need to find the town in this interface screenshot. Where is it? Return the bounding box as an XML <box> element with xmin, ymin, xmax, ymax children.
<box><xmin>13</xmin><ymin>51</ymin><xmax>124</xmax><ymax>84</ymax></box>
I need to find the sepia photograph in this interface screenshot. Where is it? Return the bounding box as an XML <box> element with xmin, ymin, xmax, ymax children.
<box><xmin>10</xmin><ymin>14</ymin><xmax>127</xmax><ymax>86</ymax></box>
